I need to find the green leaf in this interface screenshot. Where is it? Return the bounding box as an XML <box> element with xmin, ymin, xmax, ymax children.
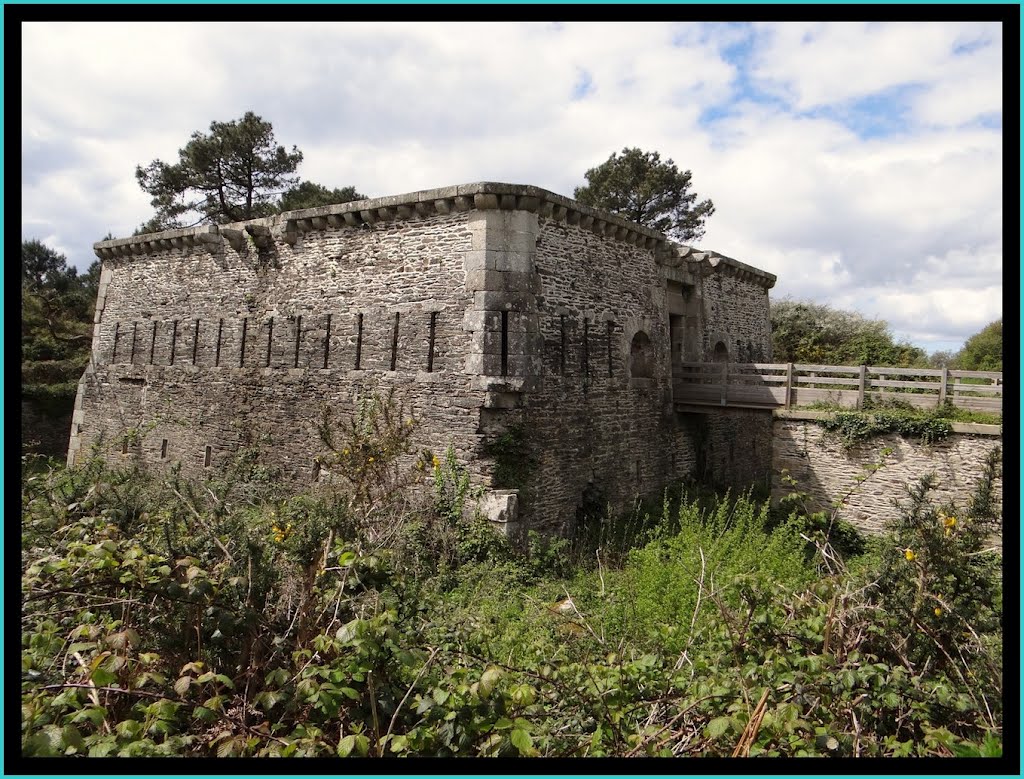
<box><xmin>61</xmin><ymin>725</ymin><xmax>85</xmax><ymax>753</ymax></box>
<box><xmin>91</xmin><ymin>667</ymin><xmax>116</xmax><ymax>687</ymax></box>
<box><xmin>337</xmin><ymin>734</ymin><xmax>356</xmax><ymax>757</ymax></box>
<box><xmin>479</xmin><ymin>666</ymin><xmax>502</xmax><ymax>700</ymax></box>
<box><xmin>951</xmin><ymin>742</ymin><xmax>981</xmax><ymax>758</ymax></box>
<box><xmin>707</xmin><ymin>717</ymin><xmax>732</xmax><ymax>739</ymax></box>
<box><xmin>510</xmin><ymin>728</ymin><xmax>534</xmax><ymax>756</ymax></box>
<box><xmin>173</xmin><ymin>676</ymin><xmax>191</xmax><ymax>697</ymax></box>
<box><xmin>192</xmin><ymin>706</ymin><xmax>218</xmax><ymax>723</ymax></box>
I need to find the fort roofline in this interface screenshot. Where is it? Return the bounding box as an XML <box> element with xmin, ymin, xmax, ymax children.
<box><xmin>93</xmin><ymin>181</ymin><xmax>776</xmax><ymax>290</ymax></box>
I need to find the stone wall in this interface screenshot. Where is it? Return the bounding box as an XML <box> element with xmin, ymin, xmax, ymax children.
<box><xmin>687</xmin><ymin>408</ymin><xmax>775</xmax><ymax>491</ymax></box>
<box><xmin>73</xmin><ymin>182</ymin><xmax>780</xmax><ymax>535</ymax></box>
<box><xmin>700</xmin><ymin>266</ymin><xmax>773</xmax><ymax>362</ymax></box>
<box><xmin>772</xmin><ymin>415</ymin><xmax>1003</xmax><ymax>537</ymax></box>
<box><xmin>71</xmin><ymin>208</ymin><xmax>491</xmax><ymax>486</ymax></box>
<box><xmin>512</xmin><ymin>215</ymin><xmax>691</xmax><ymax>532</ymax></box>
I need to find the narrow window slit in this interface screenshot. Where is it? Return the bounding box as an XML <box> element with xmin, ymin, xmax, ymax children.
<box><xmin>294</xmin><ymin>315</ymin><xmax>302</xmax><ymax>368</ymax></box>
<box><xmin>130</xmin><ymin>322</ymin><xmax>138</xmax><ymax>364</ymax></box>
<box><xmin>312</xmin><ymin>460</ymin><xmax>321</xmax><ymax>482</ymax></box>
<box><xmin>427</xmin><ymin>311</ymin><xmax>437</xmax><ymax>372</ymax></box>
<box><xmin>559</xmin><ymin>314</ymin><xmax>566</xmax><ymax>375</ymax></box>
<box><xmin>607</xmin><ymin>320</ymin><xmax>614</xmax><ymax>377</ymax></box>
<box><xmin>112</xmin><ymin>322</ymin><xmax>120</xmax><ymax>363</ymax></box>
<box><xmin>323</xmin><ymin>313</ymin><xmax>332</xmax><ymax>369</ymax></box>
<box><xmin>355</xmin><ymin>313</ymin><xmax>363</xmax><ymax>369</ymax></box>
<box><xmin>266</xmin><ymin>317</ymin><xmax>274</xmax><ymax>367</ymax></box>
<box><xmin>215</xmin><ymin>319</ymin><xmax>223</xmax><ymax>366</ymax></box>
<box><xmin>149</xmin><ymin>321</ymin><xmax>157</xmax><ymax>364</ymax></box>
<box><xmin>170</xmin><ymin>320</ymin><xmax>178</xmax><ymax>365</ymax></box>
<box><xmin>121</xmin><ymin>439</ymin><xmax>129</xmax><ymax>454</ymax></box>
<box><xmin>500</xmin><ymin>310</ymin><xmax>509</xmax><ymax>377</ymax></box>
<box><xmin>390</xmin><ymin>312</ymin><xmax>400</xmax><ymax>371</ymax></box>
<box><xmin>204</xmin><ymin>446</ymin><xmax>212</xmax><ymax>468</ymax></box>
<box><xmin>160</xmin><ymin>439</ymin><xmax>168</xmax><ymax>459</ymax></box>
<box><xmin>582</xmin><ymin>317</ymin><xmax>590</xmax><ymax>380</ymax></box>
<box><xmin>192</xmin><ymin>319</ymin><xmax>200</xmax><ymax>364</ymax></box>
<box><xmin>240</xmin><ymin>317</ymin><xmax>248</xmax><ymax>367</ymax></box>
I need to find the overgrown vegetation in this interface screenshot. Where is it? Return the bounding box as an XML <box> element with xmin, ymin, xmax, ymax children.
<box><xmin>21</xmin><ymin>240</ymin><xmax>100</xmax><ymax>453</ymax></box>
<box><xmin>21</xmin><ymin>399</ymin><xmax>1003</xmax><ymax>759</ymax></box>
<box><xmin>810</xmin><ymin>398</ymin><xmax>1000</xmax><ymax>448</ymax></box>
<box><xmin>771</xmin><ymin>299</ymin><xmax>926</xmax><ymax>367</ymax></box>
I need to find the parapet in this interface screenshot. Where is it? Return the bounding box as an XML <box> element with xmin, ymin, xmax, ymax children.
<box><xmin>92</xmin><ymin>182</ymin><xmax>776</xmax><ymax>288</ymax></box>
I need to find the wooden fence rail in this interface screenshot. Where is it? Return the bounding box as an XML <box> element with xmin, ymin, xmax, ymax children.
<box><xmin>672</xmin><ymin>362</ymin><xmax>1002</xmax><ymax>415</ymax></box>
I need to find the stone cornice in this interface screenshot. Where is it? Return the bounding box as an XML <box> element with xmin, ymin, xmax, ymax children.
<box><xmin>92</xmin><ymin>183</ymin><xmax>773</xmax><ymax>287</ymax></box>
<box><xmin>666</xmin><ymin>245</ymin><xmax>777</xmax><ymax>290</ymax></box>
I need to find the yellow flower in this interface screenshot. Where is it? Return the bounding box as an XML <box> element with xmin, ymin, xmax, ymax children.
<box><xmin>432</xmin><ymin>456</ymin><xmax>440</xmax><ymax>468</ymax></box>
<box><xmin>943</xmin><ymin>516</ymin><xmax>956</xmax><ymax>528</ymax></box>
<box><xmin>368</xmin><ymin>456</ymin><xmax>375</xmax><ymax>463</ymax></box>
<box><xmin>934</xmin><ymin>607</ymin><xmax>943</xmax><ymax>616</ymax></box>
<box><xmin>904</xmin><ymin>548</ymin><xmax>916</xmax><ymax>561</ymax></box>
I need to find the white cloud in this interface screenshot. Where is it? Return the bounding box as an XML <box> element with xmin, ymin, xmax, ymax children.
<box><xmin>749</xmin><ymin>22</ymin><xmax>1002</xmax><ymax>123</ymax></box>
<box><xmin>19</xmin><ymin>20</ymin><xmax>1003</xmax><ymax>353</ymax></box>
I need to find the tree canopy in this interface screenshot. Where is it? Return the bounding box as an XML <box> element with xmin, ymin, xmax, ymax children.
<box><xmin>22</xmin><ymin>240</ymin><xmax>99</xmax><ymax>451</ymax></box>
<box><xmin>573</xmin><ymin>147</ymin><xmax>716</xmax><ymax>243</ymax></box>
<box><xmin>770</xmin><ymin>299</ymin><xmax>926</xmax><ymax>367</ymax></box>
<box><xmin>279</xmin><ymin>181</ymin><xmax>366</xmax><ymax>212</ymax></box>
<box><xmin>134</xmin><ymin>112</ymin><xmax>368</xmax><ymax>234</ymax></box>
<box><xmin>136</xmin><ymin>112</ymin><xmax>303</xmax><ymax>231</ymax></box>
<box><xmin>955</xmin><ymin>319</ymin><xmax>1001</xmax><ymax>371</ymax></box>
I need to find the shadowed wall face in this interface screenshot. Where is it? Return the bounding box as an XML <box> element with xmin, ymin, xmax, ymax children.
<box><xmin>772</xmin><ymin>419</ymin><xmax>1002</xmax><ymax>543</ymax></box>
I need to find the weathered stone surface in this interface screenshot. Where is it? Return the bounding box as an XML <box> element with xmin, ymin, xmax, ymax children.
<box><xmin>772</xmin><ymin>420</ymin><xmax>1003</xmax><ymax>542</ymax></box>
<box><xmin>72</xmin><ymin>181</ymin><xmax>778</xmax><ymax>535</ymax></box>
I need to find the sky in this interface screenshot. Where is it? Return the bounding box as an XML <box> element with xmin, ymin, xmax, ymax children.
<box><xmin>21</xmin><ymin>20</ymin><xmax>1004</xmax><ymax>355</ymax></box>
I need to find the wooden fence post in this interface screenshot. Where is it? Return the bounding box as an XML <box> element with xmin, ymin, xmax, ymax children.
<box><xmin>938</xmin><ymin>366</ymin><xmax>948</xmax><ymax>409</ymax></box>
<box><xmin>785</xmin><ymin>363</ymin><xmax>794</xmax><ymax>409</ymax></box>
<box><xmin>857</xmin><ymin>365</ymin><xmax>867</xmax><ymax>409</ymax></box>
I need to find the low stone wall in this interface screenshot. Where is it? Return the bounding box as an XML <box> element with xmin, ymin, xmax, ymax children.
<box><xmin>771</xmin><ymin>411</ymin><xmax>1003</xmax><ymax>537</ymax></box>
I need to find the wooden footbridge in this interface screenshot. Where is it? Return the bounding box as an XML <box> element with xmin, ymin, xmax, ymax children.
<box><xmin>672</xmin><ymin>362</ymin><xmax>1003</xmax><ymax>416</ymax></box>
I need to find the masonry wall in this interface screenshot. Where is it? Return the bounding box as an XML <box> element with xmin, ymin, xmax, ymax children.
<box><xmin>503</xmin><ymin>216</ymin><xmax>696</xmax><ymax>533</ymax></box>
<box><xmin>684</xmin><ymin>408</ymin><xmax>774</xmax><ymax>491</ymax></box>
<box><xmin>74</xmin><ymin>184</ymin><xmax>781</xmax><ymax>537</ymax></box>
<box><xmin>73</xmin><ymin>211</ymin><xmax>489</xmax><ymax>485</ymax></box>
<box><xmin>701</xmin><ymin>271</ymin><xmax>773</xmax><ymax>362</ymax></box>
<box><xmin>772</xmin><ymin>418</ymin><xmax>1003</xmax><ymax>538</ymax></box>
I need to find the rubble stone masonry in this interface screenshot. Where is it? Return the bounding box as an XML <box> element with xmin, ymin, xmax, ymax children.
<box><xmin>71</xmin><ymin>183</ymin><xmax>777</xmax><ymax>534</ymax></box>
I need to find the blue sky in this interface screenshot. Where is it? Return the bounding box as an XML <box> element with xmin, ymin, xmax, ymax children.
<box><xmin>21</xmin><ymin>21</ymin><xmax>1003</xmax><ymax>354</ymax></box>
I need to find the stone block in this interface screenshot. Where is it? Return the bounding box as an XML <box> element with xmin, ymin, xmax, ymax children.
<box><xmin>474</xmin><ymin>193</ymin><xmax>500</xmax><ymax>210</ymax></box>
<box><xmin>465</xmin><ymin>269</ymin><xmax>535</xmax><ymax>296</ymax></box>
<box><xmin>477</xmin><ymin>489</ymin><xmax>519</xmax><ymax>527</ymax></box>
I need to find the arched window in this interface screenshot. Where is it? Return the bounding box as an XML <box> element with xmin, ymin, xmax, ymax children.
<box><xmin>712</xmin><ymin>341</ymin><xmax>729</xmax><ymax>363</ymax></box>
<box><xmin>630</xmin><ymin>331</ymin><xmax>654</xmax><ymax>378</ymax></box>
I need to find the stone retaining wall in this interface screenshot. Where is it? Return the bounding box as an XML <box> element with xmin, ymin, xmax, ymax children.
<box><xmin>772</xmin><ymin>413</ymin><xmax>1003</xmax><ymax>537</ymax></box>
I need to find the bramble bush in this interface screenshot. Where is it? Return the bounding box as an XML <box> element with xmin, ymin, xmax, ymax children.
<box><xmin>21</xmin><ymin>400</ymin><xmax>1003</xmax><ymax>759</ymax></box>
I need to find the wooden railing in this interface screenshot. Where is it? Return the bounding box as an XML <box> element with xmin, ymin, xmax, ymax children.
<box><xmin>673</xmin><ymin>362</ymin><xmax>1002</xmax><ymax>415</ymax></box>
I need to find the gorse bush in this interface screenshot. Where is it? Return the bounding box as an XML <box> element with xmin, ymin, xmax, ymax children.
<box><xmin>20</xmin><ymin>400</ymin><xmax>1003</xmax><ymax>759</ymax></box>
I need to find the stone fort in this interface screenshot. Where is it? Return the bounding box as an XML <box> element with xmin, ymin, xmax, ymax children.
<box><xmin>71</xmin><ymin>182</ymin><xmax>777</xmax><ymax>534</ymax></box>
